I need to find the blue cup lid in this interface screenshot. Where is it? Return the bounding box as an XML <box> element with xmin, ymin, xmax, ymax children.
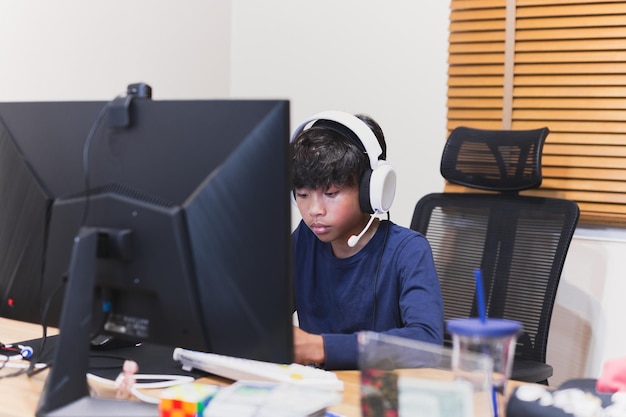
<box><xmin>446</xmin><ymin>318</ymin><xmax>522</xmax><ymax>337</ymax></box>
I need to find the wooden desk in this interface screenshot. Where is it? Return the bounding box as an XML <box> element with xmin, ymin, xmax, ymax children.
<box><xmin>1</xmin><ymin>318</ymin><xmax>524</xmax><ymax>416</ymax></box>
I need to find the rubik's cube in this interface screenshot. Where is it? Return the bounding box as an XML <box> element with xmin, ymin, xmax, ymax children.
<box><xmin>159</xmin><ymin>383</ymin><xmax>220</xmax><ymax>417</ymax></box>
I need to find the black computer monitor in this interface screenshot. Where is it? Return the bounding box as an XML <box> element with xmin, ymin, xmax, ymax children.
<box><xmin>0</xmin><ymin>92</ymin><xmax>294</xmax><ymax>415</ymax></box>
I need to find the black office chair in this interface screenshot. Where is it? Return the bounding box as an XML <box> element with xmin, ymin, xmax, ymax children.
<box><xmin>410</xmin><ymin>126</ymin><xmax>579</xmax><ymax>385</ymax></box>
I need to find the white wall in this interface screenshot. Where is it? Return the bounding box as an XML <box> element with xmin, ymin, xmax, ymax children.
<box><xmin>1</xmin><ymin>0</ymin><xmax>625</xmax><ymax>388</ymax></box>
<box><xmin>229</xmin><ymin>0</ymin><xmax>449</xmax><ymax>227</ymax></box>
<box><xmin>0</xmin><ymin>0</ymin><xmax>231</xmax><ymax>100</ymax></box>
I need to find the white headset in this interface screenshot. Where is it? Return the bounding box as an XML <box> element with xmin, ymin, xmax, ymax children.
<box><xmin>290</xmin><ymin>110</ymin><xmax>396</xmax><ymax>214</ymax></box>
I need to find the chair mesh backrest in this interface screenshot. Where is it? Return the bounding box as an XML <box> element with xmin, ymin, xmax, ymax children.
<box><xmin>411</xmin><ymin>195</ymin><xmax>579</xmax><ymax>363</ymax></box>
<box><xmin>441</xmin><ymin>126</ymin><xmax>549</xmax><ymax>192</ymax></box>
<box><xmin>411</xmin><ymin>126</ymin><xmax>579</xmax><ymax>365</ymax></box>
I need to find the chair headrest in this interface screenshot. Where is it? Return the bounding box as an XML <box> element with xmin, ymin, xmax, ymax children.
<box><xmin>440</xmin><ymin>126</ymin><xmax>549</xmax><ymax>192</ymax></box>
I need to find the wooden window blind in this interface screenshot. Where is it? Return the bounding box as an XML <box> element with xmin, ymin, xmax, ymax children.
<box><xmin>447</xmin><ymin>0</ymin><xmax>626</xmax><ymax>225</ymax></box>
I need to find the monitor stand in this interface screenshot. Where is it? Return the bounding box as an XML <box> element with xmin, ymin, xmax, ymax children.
<box><xmin>36</xmin><ymin>227</ymin><xmax>158</xmax><ymax>417</ymax></box>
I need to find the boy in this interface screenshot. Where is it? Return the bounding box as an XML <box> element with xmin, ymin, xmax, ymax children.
<box><xmin>290</xmin><ymin>111</ymin><xmax>443</xmax><ymax>370</ymax></box>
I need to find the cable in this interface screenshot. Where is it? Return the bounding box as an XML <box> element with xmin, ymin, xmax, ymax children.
<box><xmin>0</xmin><ymin>353</ymin><xmax>47</xmax><ymax>379</ymax></box>
<box><xmin>0</xmin><ymin>343</ymin><xmax>33</xmax><ymax>359</ymax></box>
<box><xmin>86</xmin><ymin>372</ymin><xmax>195</xmax><ymax>404</ymax></box>
<box><xmin>131</xmin><ymin>386</ymin><xmax>161</xmax><ymax>405</ymax></box>
<box><xmin>27</xmin><ymin>279</ymin><xmax>67</xmax><ymax>377</ymax></box>
<box><xmin>371</xmin><ymin>214</ymin><xmax>391</xmax><ymax>328</ymax></box>
<box><xmin>87</xmin><ymin>372</ymin><xmax>195</xmax><ymax>390</ymax></box>
<box><xmin>81</xmin><ymin>101</ymin><xmax>113</xmax><ymax>227</ymax></box>
<box><xmin>26</xmin><ymin>99</ymin><xmax>113</xmax><ymax>378</ymax></box>
<box><xmin>81</xmin><ymin>86</ymin><xmax>146</xmax><ymax>227</ymax></box>
<box><xmin>2</xmin><ymin>362</ymin><xmax>47</xmax><ymax>370</ymax></box>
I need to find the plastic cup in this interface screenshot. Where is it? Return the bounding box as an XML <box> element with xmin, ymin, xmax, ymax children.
<box><xmin>447</xmin><ymin>318</ymin><xmax>522</xmax><ymax>415</ymax></box>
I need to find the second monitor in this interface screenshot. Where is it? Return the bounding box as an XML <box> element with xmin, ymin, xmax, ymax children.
<box><xmin>0</xmin><ymin>96</ymin><xmax>294</xmax><ymax>364</ymax></box>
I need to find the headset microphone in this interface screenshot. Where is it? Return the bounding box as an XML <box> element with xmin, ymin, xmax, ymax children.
<box><xmin>347</xmin><ymin>215</ymin><xmax>376</xmax><ymax>248</ymax></box>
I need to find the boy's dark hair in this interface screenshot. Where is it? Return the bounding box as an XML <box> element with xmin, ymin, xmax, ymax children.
<box><xmin>290</xmin><ymin>114</ymin><xmax>385</xmax><ymax>191</ymax></box>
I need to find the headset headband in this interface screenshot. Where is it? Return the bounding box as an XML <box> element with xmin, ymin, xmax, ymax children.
<box><xmin>290</xmin><ymin>110</ymin><xmax>385</xmax><ymax>169</ymax></box>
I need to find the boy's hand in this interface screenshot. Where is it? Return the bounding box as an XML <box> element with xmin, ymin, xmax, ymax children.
<box><xmin>293</xmin><ymin>326</ymin><xmax>325</xmax><ymax>366</ymax></box>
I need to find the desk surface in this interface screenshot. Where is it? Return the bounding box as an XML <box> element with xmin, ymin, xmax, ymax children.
<box><xmin>1</xmin><ymin>317</ymin><xmax>527</xmax><ymax>416</ymax></box>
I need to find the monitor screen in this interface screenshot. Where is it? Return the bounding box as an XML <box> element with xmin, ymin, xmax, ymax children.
<box><xmin>0</xmin><ymin>97</ymin><xmax>294</xmax><ymax>364</ymax></box>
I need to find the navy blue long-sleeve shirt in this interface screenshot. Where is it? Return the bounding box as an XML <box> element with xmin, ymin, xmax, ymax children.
<box><xmin>293</xmin><ymin>219</ymin><xmax>444</xmax><ymax>370</ymax></box>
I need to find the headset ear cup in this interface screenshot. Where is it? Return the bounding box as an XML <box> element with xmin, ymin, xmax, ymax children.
<box><xmin>359</xmin><ymin>169</ymin><xmax>374</xmax><ymax>214</ymax></box>
<box><xmin>369</xmin><ymin>163</ymin><xmax>397</xmax><ymax>213</ymax></box>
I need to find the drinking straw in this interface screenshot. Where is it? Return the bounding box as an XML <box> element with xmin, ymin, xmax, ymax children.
<box><xmin>474</xmin><ymin>268</ymin><xmax>486</xmax><ymax>323</ymax></box>
<box><xmin>475</xmin><ymin>268</ymin><xmax>498</xmax><ymax>417</ymax></box>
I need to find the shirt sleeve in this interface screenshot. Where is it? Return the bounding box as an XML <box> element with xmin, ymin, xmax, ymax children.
<box><xmin>385</xmin><ymin>233</ymin><xmax>444</xmax><ymax>345</ymax></box>
<box><xmin>321</xmin><ymin>333</ymin><xmax>358</xmax><ymax>370</ymax></box>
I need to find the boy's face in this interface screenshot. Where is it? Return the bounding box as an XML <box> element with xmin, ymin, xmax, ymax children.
<box><xmin>294</xmin><ymin>183</ymin><xmax>369</xmax><ymax>247</ymax></box>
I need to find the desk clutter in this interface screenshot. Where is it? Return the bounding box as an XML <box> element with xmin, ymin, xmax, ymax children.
<box><xmin>7</xmin><ymin>319</ymin><xmax>625</xmax><ymax>417</ymax></box>
<box><xmin>1</xmin><ymin>333</ymin><xmax>343</xmax><ymax>416</ymax></box>
<box><xmin>507</xmin><ymin>357</ymin><xmax>626</xmax><ymax>417</ymax></box>
<box><xmin>507</xmin><ymin>379</ymin><xmax>626</xmax><ymax>417</ymax></box>
<box><xmin>160</xmin><ymin>349</ymin><xmax>344</xmax><ymax>416</ymax></box>
<box><xmin>158</xmin><ymin>381</ymin><xmax>341</xmax><ymax>417</ymax></box>
<box><xmin>159</xmin><ymin>383</ymin><xmax>219</xmax><ymax>417</ymax></box>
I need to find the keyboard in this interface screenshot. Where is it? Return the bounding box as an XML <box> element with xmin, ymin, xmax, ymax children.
<box><xmin>173</xmin><ymin>348</ymin><xmax>344</xmax><ymax>391</ymax></box>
